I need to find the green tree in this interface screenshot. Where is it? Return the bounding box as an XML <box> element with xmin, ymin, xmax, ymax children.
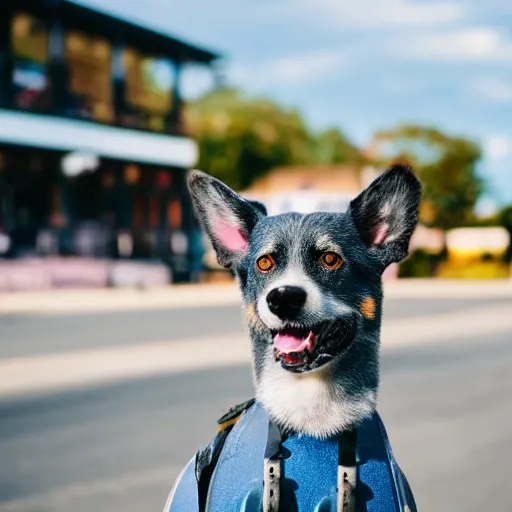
<box><xmin>498</xmin><ymin>205</ymin><xmax>512</xmax><ymax>233</ymax></box>
<box><xmin>371</xmin><ymin>125</ymin><xmax>483</xmax><ymax>230</ymax></box>
<box><xmin>312</xmin><ymin>128</ymin><xmax>365</xmax><ymax>165</ymax></box>
<box><xmin>185</xmin><ymin>88</ymin><xmax>363</xmax><ymax>190</ymax></box>
<box><xmin>185</xmin><ymin>88</ymin><xmax>310</xmax><ymax>190</ymax></box>
<box><xmin>498</xmin><ymin>205</ymin><xmax>512</xmax><ymax>260</ymax></box>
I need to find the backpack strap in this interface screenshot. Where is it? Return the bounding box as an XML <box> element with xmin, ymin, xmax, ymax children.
<box><xmin>195</xmin><ymin>398</ymin><xmax>256</xmax><ymax>512</ymax></box>
<box><xmin>337</xmin><ymin>428</ymin><xmax>357</xmax><ymax>512</ymax></box>
<box><xmin>217</xmin><ymin>398</ymin><xmax>256</xmax><ymax>432</ymax></box>
<box><xmin>262</xmin><ymin>419</ymin><xmax>358</xmax><ymax>512</ymax></box>
<box><xmin>195</xmin><ymin>398</ymin><xmax>358</xmax><ymax>512</ymax></box>
<box><xmin>262</xmin><ymin>420</ymin><xmax>283</xmax><ymax>512</ymax></box>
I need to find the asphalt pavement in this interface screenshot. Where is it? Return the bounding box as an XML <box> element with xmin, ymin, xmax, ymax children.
<box><xmin>1</xmin><ymin>290</ymin><xmax>511</xmax><ymax>512</ymax></box>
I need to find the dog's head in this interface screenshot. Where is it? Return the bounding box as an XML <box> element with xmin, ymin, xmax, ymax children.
<box><xmin>188</xmin><ymin>165</ymin><xmax>421</xmax><ymax>437</ymax></box>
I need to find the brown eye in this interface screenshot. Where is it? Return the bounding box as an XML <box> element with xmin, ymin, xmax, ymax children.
<box><xmin>256</xmin><ymin>255</ymin><xmax>275</xmax><ymax>273</ymax></box>
<box><xmin>320</xmin><ymin>252</ymin><xmax>343</xmax><ymax>270</ymax></box>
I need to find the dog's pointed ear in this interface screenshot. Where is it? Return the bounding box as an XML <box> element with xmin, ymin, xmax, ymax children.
<box><xmin>187</xmin><ymin>170</ymin><xmax>267</xmax><ymax>268</ymax></box>
<box><xmin>349</xmin><ymin>164</ymin><xmax>421</xmax><ymax>267</ymax></box>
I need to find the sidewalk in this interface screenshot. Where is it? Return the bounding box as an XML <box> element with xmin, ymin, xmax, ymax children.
<box><xmin>0</xmin><ymin>279</ymin><xmax>511</xmax><ymax>315</ymax></box>
<box><xmin>0</xmin><ymin>283</ymin><xmax>241</xmax><ymax>315</ymax></box>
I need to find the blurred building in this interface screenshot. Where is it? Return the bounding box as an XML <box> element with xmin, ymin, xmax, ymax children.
<box><xmin>242</xmin><ymin>164</ymin><xmax>377</xmax><ymax>216</ymax></box>
<box><xmin>0</xmin><ymin>0</ymin><xmax>220</xmax><ymax>282</ymax></box>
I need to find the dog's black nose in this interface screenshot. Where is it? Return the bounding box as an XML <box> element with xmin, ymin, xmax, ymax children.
<box><xmin>266</xmin><ymin>286</ymin><xmax>307</xmax><ymax>319</ymax></box>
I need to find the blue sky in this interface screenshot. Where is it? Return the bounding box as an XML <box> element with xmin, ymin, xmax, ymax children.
<box><xmin>81</xmin><ymin>0</ymin><xmax>512</xmax><ymax>211</ymax></box>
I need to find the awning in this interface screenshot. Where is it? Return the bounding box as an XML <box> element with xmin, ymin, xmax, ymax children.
<box><xmin>0</xmin><ymin>109</ymin><xmax>198</xmax><ymax>168</ymax></box>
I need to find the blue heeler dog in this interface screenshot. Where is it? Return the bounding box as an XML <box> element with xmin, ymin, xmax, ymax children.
<box><xmin>165</xmin><ymin>164</ymin><xmax>421</xmax><ymax>512</ymax></box>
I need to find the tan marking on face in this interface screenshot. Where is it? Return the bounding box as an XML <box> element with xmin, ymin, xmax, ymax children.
<box><xmin>360</xmin><ymin>296</ymin><xmax>376</xmax><ymax>320</ymax></box>
<box><xmin>245</xmin><ymin>303</ymin><xmax>266</xmax><ymax>331</ymax></box>
<box><xmin>245</xmin><ymin>303</ymin><xmax>256</xmax><ymax>322</ymax></box>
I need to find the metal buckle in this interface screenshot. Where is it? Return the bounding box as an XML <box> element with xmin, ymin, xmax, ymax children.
<box><xmin>337</xmin><ymin>429</ymin><xmax>357</xmax><ymax>512</ymax></box>
<box><xmin>337</xmin><ymin>464</ymin><xmax>356</xmax><ymax>512</ymax></box>
<box><xmin>263</xmin><ymin>457</ymin><xmax>281</xmax><ymax>512</ymax></box>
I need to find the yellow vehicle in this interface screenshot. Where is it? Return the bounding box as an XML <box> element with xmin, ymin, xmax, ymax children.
<box><xmin>438</xmin><ymin>227</ymin><xmax>511</xmax><ymax>279</ymax></box>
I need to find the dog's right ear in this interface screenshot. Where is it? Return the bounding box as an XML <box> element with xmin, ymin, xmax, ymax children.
<box><xmin>349</xmin><ymin>164</ymin><xmax>421</xmax><ymax>268</ymax></box>
<box><xmin>187</xmin><ymin>170</ymin><xmax>267</xmax><ymax>269</ymax></box>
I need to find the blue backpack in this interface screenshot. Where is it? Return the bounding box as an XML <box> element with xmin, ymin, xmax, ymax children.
<box><xmin>165</xmin><ymin>399</ymin><xmax>417</xmax><ymax>512</ymax></box>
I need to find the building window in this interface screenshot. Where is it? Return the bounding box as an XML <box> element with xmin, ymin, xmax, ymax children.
<box><xmin>65</xmin><ymin>30</ymin><xmax>113</xmax><ymax>123</ymax></box>
<box><xmin>123</xmin><ymin>47</ymin><xmax>174</xmax><ymax>132</ymax></box>
<box><xmin>168</xmin><ymin>199</ymin><xmax>182</xmax><ymax>229</ymax></box>
<box><xmin>11</xmin><ymin>13</ymin><xmax>51</xmax><ymax>112</ymax></box>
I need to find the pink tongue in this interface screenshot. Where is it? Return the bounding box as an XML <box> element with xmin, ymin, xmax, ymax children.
<box><xmin>274</xmin><ymin>332</ymin><xmax>314</xmax><ymax>354</ymax></box>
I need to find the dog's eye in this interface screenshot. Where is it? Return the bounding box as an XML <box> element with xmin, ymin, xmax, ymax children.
<box><xmin>320</xmin><ymin>252</ymin><xmax>343</xmax><ymax>270</ymax></box>
<box><xmin>256</xmin><ymin>255</ymin><xmax>275</xmax><ymax>273</ymax></box>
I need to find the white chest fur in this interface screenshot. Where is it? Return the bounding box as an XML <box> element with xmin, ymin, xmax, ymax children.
<box><xmin>256</xmin><ymin>361</ymin><xmax>376</xmax><ymax>438</ymax></box>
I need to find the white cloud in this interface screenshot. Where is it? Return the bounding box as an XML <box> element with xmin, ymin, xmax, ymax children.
<box><xmin>272</xmin><ymin>0</ymin><xmax>466</xmax><ymax>29</ymax></box>
<box><xmin>267</xmin><ymin>51</ymin><xmax>344</xmax><ymax>84</ymax></box>
<box><xmin>397</xmin><ymin>27</ymin><xmax>512</xmax><ymax>61</ymax></box>
<box><xmin>231</xmin><ymin>50</ymin><xmax>345</xmax><ymax>88</ymax></box>
<box><xmin>180</xmin><ymin>65</ymin><xmax>217</xmax><ymax>100</ymax></box>
<box><xmin>475</xmin><ymin>196</ymin><xmax>499</xmax><ymax>217</ymax></box>
<box><xmin>485</xmin><ymin>135</ymin><xmax>511</xmax><ymax>161</ymax></box>
<box><xmin>471</xmin><ymin>76</ymin><xmax>512</xmax><ymax>103</ymax></box>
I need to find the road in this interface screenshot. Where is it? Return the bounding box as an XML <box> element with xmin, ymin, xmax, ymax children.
<box><xmin>1</xmin><ymin>293</ymin><xmax>512</xmax><ymax>511</ymax></box>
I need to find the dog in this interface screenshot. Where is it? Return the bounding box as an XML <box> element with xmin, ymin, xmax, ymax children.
<box><xmin>166</xmin><ymin>164</ymin><xmax>421</xmax><ymax>511</ymax></box>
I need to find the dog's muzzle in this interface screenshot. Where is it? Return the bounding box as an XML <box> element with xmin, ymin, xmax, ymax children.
<box><xmin>272</xmin><ymin>315</ymin><xmax>358</xmax><ymax>373</ymax></box>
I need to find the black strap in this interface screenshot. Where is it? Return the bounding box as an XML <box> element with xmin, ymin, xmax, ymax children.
<box><xmin>263</xmin><ymin>420</ymin><xmax>283</xmax><ymax>512</ymax></box>
<box><xmin>195</xmin><ymin>428</ymin><xmax>231</xmax><ymax>512</ymax></box>
<box><xmin>338</xmin><ymin>428</ymin><xmax>357</xmax><ymax>466</ymax></box>
<box><xmin>337</xmin><ymin>429</ymin><xmax>357</xmax><ymax>512</ymax></box>
<box><xmin>264</xmin><ymin>421</ymin><xmax>282</xmax><ymax>460</ymax></box>
<box><xmin>195</xmin><ymin>398</ymin><xmax>256</xmax><ymax>512</ymax></box>
<box><xmin>217</xmin><ymin>398</ymin><xmax>255</xmax><ymax>426</ymax></box>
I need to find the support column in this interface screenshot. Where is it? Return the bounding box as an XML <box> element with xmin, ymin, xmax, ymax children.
<box><xmin>51</xmin><ymin>14</ymin><xmax>73</xmax><ymax>255</ymax></box>
<box><xmin>0</xmin><ymin>6</ymin><xmax>12</xmax><ymax>108</ymax></box>
<box><xmin>112</xmin><ymin>40</ymin><xmax>126</xmax><ymax>125</ymax></box>
<box><xmin>157</xmin><ymin>171</ymin><xmax>171</xmax><ymax>261</ymax></box>
<box><xmin>57</xmin><ymin>172</ymin><xmax>74</xmax><ymax>255</ymax></box>
<box><xmin>115</xmin><ymin>164</ymin><xmax>137</xmax><ymax>258</ymax></box>
<box><xmin>172</xmin><ymin>168</ymin><xmax>196</xmax><ymax>283</ymax></box>
<box><xmin>0</xmin><ymin>152</ymin><xmax>5</xmax><ymax>228</ymax></box>
<box><xmin>168</xmin><ymin>60</ymin><xmax>183</xmax><ymax>134</ymax></box>
<box><xmin>47</xmin><ymin>15</ymin><xmax>67</xmax><ymax>114</ymax></box>
<box><xmin>116</xmin><ymin>167</ymin><xmax>131</xmax><ymax>230</ymax></box>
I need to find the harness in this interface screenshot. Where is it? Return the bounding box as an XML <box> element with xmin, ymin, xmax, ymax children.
<box><xmin>195</xmin><ymin>399</ymin><xmax>359</xmax><ymax>512</ymax></box>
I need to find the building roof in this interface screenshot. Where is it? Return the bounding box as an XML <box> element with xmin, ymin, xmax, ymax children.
<box><xmin>0</xmin><ymin>110</ymin><xmax>198</xmax><ymax>167</ymax></box>
<box><xmin>244</xmin><ymin>165</ymin><xmax>365</xmax><ymax>195</ymax></box>
<box><xmin>10</xmin><ymin>0</ymin><xmax>221</xmax><ymax>64</ymax></box>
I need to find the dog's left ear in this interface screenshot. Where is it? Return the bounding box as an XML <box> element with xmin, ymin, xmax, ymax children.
<box><xmin>349</xmin><ymin>164</ymin><xmax>421</xmax><ymax>267</ymax></box>
<box><xmin>187</xmin><ymin>170</ymin><xmax>267</xmax><ymax>269</ymax></box>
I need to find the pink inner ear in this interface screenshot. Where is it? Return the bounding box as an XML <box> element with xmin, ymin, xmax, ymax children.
<box><xmin>373</xmin><ymin>223</ymin><xmax>389</xmax><ymax>245</ymax></box>
<box><xmin>213</xmin><ymin>219</ymin><xmax>249</xmax><ymax>252</ymax></box>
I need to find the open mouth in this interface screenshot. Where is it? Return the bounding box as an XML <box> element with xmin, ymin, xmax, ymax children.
<box><xmin>272</xmin><ymin>318</ymin><xmax>357</xmax><ymax>373</ymax></box>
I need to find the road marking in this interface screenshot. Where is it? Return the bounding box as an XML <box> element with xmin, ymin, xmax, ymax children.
<box><xmin>0</xmin><ymin>303</ymin><xmax>511</xmax><ymax>400</ymax></box>
<box><xmin>0</xmin><ymin>465</ymin><xmax>182</xmax><ymax>512</ymax></box>
<box><xmin>381</xmin><ymin>303</ymin><xmax>512</xmax><ymax>347</ymax></box>
<box><xmin>0</xmin><ymin>333</ymin><xmax>251</xmax><ymax>399</ymax></box>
